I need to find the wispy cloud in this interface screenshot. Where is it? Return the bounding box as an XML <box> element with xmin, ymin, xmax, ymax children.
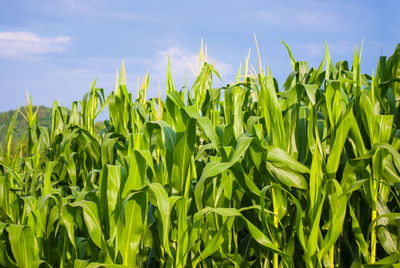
<box><xmin>155</xmin><ymin>46</ymin><xmax>233</xmax><ymax>81</ymax></box>
<box><xmin>0</xmin><ymin>31</ymin><xmax>70</xmax><ymax>58</ymax></box>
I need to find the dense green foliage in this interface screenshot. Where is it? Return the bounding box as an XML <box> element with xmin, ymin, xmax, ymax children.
<box><xmin>0</xmin><ymin>106</ymin><xmax>104</xmax><ymax>152</ymax></box>
<box><xmin>0</xmin><ymin>43</ymin><xmax>399</xmax><ymax>267</ymax></box>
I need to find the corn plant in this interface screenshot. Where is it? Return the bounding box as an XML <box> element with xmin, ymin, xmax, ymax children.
<box><xmin>0</xmin><ymin>43</ymin><xmax>399</xmax><ymax>268</ymax></box>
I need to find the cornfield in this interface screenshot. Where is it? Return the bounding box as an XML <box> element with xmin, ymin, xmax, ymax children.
<box><xmin>0</xmin><ymin>42</ymin><xmax>400</xmax><ymax>268</ymax></box>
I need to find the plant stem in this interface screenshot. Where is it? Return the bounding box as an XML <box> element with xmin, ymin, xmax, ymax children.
<box><xmin>371</xmin><ymin>209</ymin><xmax>377</xmax><ymax>263</ymax></box>
<box><xmin>273</xmin><ymin>189</ymin><xmax>279</xmax><ymax>268</ymax></box>
<box><xmin>329</xmin><ymin>246</ymin><xmax>334</xmax><ymax>267</ymax></box>
<box><xmin>370</xmin><ymin>182</ymin><xmax>378</xmax><ymax>263</ymax></box>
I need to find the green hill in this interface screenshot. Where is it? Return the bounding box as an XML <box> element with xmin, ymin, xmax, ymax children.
<box><xmin>0</xmin><ymin>105</ymin><xmax>53</xmax><ymax>144</ymax></box>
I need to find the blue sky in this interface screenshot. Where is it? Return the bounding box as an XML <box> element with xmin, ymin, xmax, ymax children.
<box><xmin>0</xmin><ymin>0</ymin><xmax>399</xmax><ymax>112</ymax></box>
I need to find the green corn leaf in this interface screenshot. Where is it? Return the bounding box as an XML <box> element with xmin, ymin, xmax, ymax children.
<box><xmin>69</xmin><ymin>200</ymin><xmax>103</xmax><ymax>249</ymax></box>
<box><xmin>6</xmin><ymin>225</ymin><xmax>40</xmax><ymax>268</ymax></box>
<box><xmin>117</xmin><ymin>191</ymin><xmax>147</xmax><ymax>266</ymax></box>
<box><xmin>148</xmin><ymin>183</ymin><xmax>172</xmax><ymax>258</ymax></box>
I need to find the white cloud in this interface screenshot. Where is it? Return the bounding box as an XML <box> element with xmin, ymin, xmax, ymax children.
<box><xmin>155</xmin><ymin>46</ymin><xmax>233</xmax><ymax>81</ymax></box>
<box><xmin>0</xmin><ymin>31</ymin><xmax>70</xmax><ymax>58</ymax></box>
